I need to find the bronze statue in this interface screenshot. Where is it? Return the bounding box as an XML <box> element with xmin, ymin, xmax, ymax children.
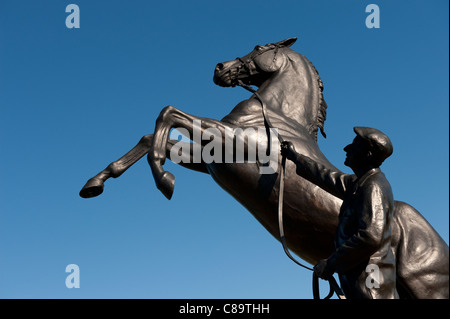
<box><xmin>282</xmin><ymin>127</ymin><xmax>398</xmax><ymax>299</ymax></box>
<box><xmin>80</xmin><ymin>38</ymin><xmax>449</xmax><ymax>298</ymax></box>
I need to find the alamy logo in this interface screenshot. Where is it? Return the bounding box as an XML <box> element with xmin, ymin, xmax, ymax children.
<box><xmin>65</xmin><ymin>264</ymin><xmax>80</xmax><ymax>288</ymax></box>
<box><xmin>65</xmin><ymin>4</ymin><xmax>80</xmax><ymax>29</ymax></box>
<box><xmin>169</xmin><ymin>121</ymin><xmax>279</xmax><ymax>174</ymax></box>
<box><xmin>365</xmin><ymin>264</ymin><xmax>380</xmax><ymax>289</ymax></box>
<box><xmin>365</xmin><ymin>4</ymin><xmax>380</xmax><ymax>29</ymax></box>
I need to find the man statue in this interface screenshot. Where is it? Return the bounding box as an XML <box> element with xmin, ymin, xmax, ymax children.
<box><xmin>281</xmin><ymin>127</ymin><xmax>399</xmax><ymax>299</ymax></box>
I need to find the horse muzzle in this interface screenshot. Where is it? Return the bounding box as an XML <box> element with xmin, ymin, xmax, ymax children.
<box><xmin>213</xmin><ymin>60</ymin><xmax>245</xmax><ymax>87</ymax></box>
<box><xmin>213</xmin><ymin>61</ymin><xmax>233</xmax><ymax>87</ymax></box>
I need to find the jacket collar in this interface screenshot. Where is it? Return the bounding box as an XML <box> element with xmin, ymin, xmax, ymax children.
<box><xmin>352</xmin><ymin>168</ymin><xmax>381</xmax><ymax>194</ymax></box>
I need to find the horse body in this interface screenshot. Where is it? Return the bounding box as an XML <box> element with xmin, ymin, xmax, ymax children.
<box><xmin>80</xmin><ymin>38</ymin><xmax>449</xmax><ymax>298</ymax></box>
<box><xmin>207</xmin><ymin>43</ymin><xmax>342</xmax><ymax>264</ymax></box>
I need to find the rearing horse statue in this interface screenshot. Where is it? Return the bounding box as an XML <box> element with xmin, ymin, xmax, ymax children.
<box><xmin>80</xmin><ymin>38</ymin><xmax>449</xmax><ymax>298</ymax></box>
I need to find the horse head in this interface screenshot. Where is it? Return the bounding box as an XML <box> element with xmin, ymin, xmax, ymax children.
<box><xmin>213</xmin><ymin>37</ymin><xmax>297</xmax><ymax>88</ymax></box>
<box><xmin>214</xmin><ymin>37</ymin><xmax>327</xmax><ymax>140</ymax></box>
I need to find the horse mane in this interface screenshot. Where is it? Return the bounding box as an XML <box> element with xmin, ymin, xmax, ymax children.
<box><xmin>286</xmin><ymin>49</ymin><xmax>328</xmax><ymax>141</ymax></box>
<box><xmin>304</xmin><ymin>56</ymin><xmax>328</xmax><ymax>140</ymax></box>
<box><xmin>312</xmin><ymin>66</ymin><xmax>327</xmax><ymax>140</ymax></box>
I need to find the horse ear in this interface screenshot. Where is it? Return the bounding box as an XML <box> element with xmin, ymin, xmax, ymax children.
<box><xmin>275</xmin><ymin>37</ymin><xmax>297</xmax><ymax>48</ymax></box>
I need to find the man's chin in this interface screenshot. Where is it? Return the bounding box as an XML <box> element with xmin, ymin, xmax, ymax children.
<box><xmin>344</xmin><ymin>159</ymin><xmax>352</xmax><ymax>168</ymax></box>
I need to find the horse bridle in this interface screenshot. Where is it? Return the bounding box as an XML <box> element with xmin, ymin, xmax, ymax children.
<box><xmin>229</xmin><ymin>43</ymin><xmax>282</xmax><ymax>87</ymax></box>
<box><xmin>234</xmin><ymin>46</ymin><xmax>345</xmax><ymax>299</ymax></box>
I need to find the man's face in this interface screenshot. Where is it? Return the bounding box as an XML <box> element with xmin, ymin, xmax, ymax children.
<box><xmin>344</xmin><ymin>136</ymin><xmax>370</xmax><ymax>168</ymax></box>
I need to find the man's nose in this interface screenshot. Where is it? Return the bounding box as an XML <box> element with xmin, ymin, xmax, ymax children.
<box><xmin>344</xmin><ymin>144</ymin><xmax>351</xmax><ymax>152</ymax></box>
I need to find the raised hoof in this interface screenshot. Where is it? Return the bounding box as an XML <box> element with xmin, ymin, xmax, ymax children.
<box><xmin>79</xmin><ymin>178</ymin><xmax>104</xmax><ymax>198</ymax></box>
<box><xmin>156</xmin><ymin>171</ymin><xmax>175</xmax><ymax>200</ymax></box>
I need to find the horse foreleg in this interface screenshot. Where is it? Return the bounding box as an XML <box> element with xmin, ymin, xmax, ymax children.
<box><xmin>80</xmin><ymin>135</ymin><xmax>209</xmax><ymax>198</ymax></box>
<box><xmin>149</xmin><ymin>105</ymin><xmax>230</xmax><ymax>200</ymax></box>
<box><xmin>79</xmin><ymin>135</ymin><xmax>154</xmax><ymax>198</ymax></box>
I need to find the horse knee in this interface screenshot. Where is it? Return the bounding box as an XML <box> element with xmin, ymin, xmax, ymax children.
<box><xmin>107</xmin><ymin>162</ymin><xmax>123</xmax><ymax>178</ymax></box>
<box><xmin>157</xmin><ymin>105</ymin><xmax>176</xmax><ymax>122</ymax></box>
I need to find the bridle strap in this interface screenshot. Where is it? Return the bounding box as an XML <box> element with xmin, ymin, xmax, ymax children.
<box><xmin>232</xmin><ymin>44</ymin><xmax>282</xmax><ymax>85</ymax></box>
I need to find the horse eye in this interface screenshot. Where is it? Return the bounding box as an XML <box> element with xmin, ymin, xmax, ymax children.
<box><xmin>254</xmin><ymin>45</ymin><xmax>263</xmax><ymax>51</ymax></box>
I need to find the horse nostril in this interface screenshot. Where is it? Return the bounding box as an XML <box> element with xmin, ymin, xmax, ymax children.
<box><xmin>216</xmin><ymin>63</ymin><xmax>224</xmax><ymax>71</ymax></box>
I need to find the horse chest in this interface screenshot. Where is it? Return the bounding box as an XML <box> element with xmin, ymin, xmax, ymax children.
<box><xmin>222</xmin><ymin>99</ymin><xmax>265</xmax><ymax>126</ymax></box>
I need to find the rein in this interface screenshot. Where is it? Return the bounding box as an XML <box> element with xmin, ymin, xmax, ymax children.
<box><xmin>237</xmin><ymin>79</ymin><xmax>345</xmax><ymax>300</ymax></box>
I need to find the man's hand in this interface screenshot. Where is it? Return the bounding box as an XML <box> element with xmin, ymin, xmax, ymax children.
<box><xmin>314</xmin><ymin>259</ymin><xmax>334</xmax><ymax>280</ymax></box>
<box><xmin>280</xmin><ymin>141</ymin><xmax>297</xmax><ymax>160</ymax></box>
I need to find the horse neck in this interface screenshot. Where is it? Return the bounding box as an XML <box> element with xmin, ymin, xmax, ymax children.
<box><xmin>256</xmin><ymin>53</ymin><xmax>321</xmax><ymax>139</ymax></box>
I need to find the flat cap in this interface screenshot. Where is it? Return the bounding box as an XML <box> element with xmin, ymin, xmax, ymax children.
<box><xmin>354</xmin><ymin>127</ymin><xmax>393</xmax><ymax>164</ymax></box>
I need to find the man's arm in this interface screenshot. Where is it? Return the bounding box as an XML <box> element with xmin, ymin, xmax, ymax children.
<box><xmin>281</xmin><ymin>141</ymin><xmax>353</xmax><ymax>199</ymax></box>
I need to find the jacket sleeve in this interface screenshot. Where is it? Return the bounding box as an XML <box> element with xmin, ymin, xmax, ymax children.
<box><xmin>292</xmin><ymin>153</ymin><xmax>353</xmax><ymax>200</ymax></box>
<box><xmin>325</xmin><ymin>182</ymin><xmax>391</xmax><ymax>274</ymax></box>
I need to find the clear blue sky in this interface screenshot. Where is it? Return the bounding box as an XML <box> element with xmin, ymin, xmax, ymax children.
<box><xmin>0</xmin><ymin>0</ymin><xmax>448</xmax><ymax>299</ymax></box>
